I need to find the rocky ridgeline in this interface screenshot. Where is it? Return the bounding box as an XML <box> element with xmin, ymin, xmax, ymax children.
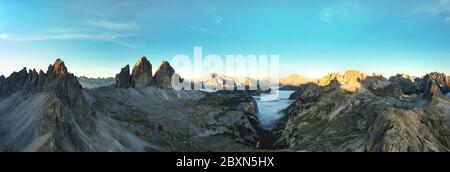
<box><xmin>0</xmin><ymin>59</ymin><xmax>97</xmax><ymax>151</ymax></box>
<box><xmin>115</xmin><ymin>57</ymin><xmax>176</xmax><ymax>89</ymax></box>
<box><xmin>0</xmin><ymin>59</ymin><xmax>83</xmax><ymax>100</ymax></box>
<box><xmin>277</xmin><ymin>70</ymin><xmax>450</xmax><ymax>152</ymax></box>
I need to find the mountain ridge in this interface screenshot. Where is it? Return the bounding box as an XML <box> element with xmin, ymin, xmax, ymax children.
<box><xmin>0</xmin><ymin>58</ymin><xmax>264</xmax><ymax>152</ymax></box>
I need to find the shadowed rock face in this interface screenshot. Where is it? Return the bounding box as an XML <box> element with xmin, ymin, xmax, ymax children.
<box><xmin>288</xmin><ymin>83</ymin><xmax>323</xmax><ymax>101</ymax></box>
<box><xmin>421</xmin><ymin>72</ymin><xmax>450</xmax><ymax>95</ymax></box>
<box><xmin>115</xmin><ymin>58</ymin><xmax>176</xmax><ymax>89</ymax></box>
<box><xmin>153</xmin><ymin>61</ymin><xmax>175</xmax><ymax>89</ymax></box>
<box><xmin>423</xmin><ymin>80</ymin><xmax>445</xmax><ymax>100</ymax></box>
<box><xmin>388</xmin><ymin>73</ymin><xmax>417</xmax><ymax>94</ymax></box>
<box><xmin>0</xmin><ymin>59</ymin><xmax>97</xmax><ymax>151</ymax></box>
<box><xmin>115</xmin><ymin>65</ymin><xmax>132</xmax><ymax>88</ymax></box>
<box><xmin>131</xmin><ymin>56</ymin><xmax>152</xmax><ymax>88</ymax></box>
<box><xmin>317</xmin><ymin>70</ymin><xmax>368</xmax><ymax>93</ymax></box>
<box><xmin>278</xmin><ymin>71</ymin><xmax>450</xmax><ymax>152</ymax></box>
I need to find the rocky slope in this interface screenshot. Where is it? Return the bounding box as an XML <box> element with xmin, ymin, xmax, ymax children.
<box><xmin>0</xmin><ymin>58</ymin><xmax>263</xmax><ymax>152</ymax></box>
<box><xmin>276</xmin><ymin>70</ymin><xmax>450</xmax><ymax>152</ymax></box>
<box><xmin>115</xmin><ymin>65</ymin><xmax>133</xmax><ymax>88</ymax></box>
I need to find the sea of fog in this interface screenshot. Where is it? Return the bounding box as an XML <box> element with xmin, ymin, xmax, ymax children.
<box><xmin>253</xmin><ymin>90</ymin><xmax>295</xmax><ymax>131</ymax></box>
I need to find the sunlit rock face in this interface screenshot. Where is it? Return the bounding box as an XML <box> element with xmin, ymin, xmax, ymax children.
<box><xmin>153</xmin><ymin>61</ymin><xmax>175</xmax><ymax>89</ymax></box>
<box><xmin>317</xmin><ymin>70</ymin><xmax>368</xmax><ymax>93</ymax></box>
<box><xmin>279</xmin><ymin>74</ymin><xmax>311</xmax><ymax>89</ymax></box>
<box><xmin>131</xmin><ymin>56</ymin><xmax>153</xmax><ymax>88</ymax></box>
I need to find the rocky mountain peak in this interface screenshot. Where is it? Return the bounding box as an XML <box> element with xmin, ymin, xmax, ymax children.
<box><xmin>153</xmin><ymin>60</ymin><xmax>175</xmax><ymax>89</ymax></box>
<box><xmin>388</xmin><ymin>73</ymin><xmax>418</xmax><ymax>94</ymax></box>
<box><xmin>398</xmin><ymin>73</ymin><xmax>414</xmax><ymax>81</ymax></box>
<box><xmin>280</xmin><ymin>74</ymin><xmax>311</xmax><ymax>87</ymax></box>
<box><xmin>342</xmin><ymin>70</ymin><xmax>368</xmax><ymax>83</ymax></box>
<box><xmin>131</xmin><ymin>56</ymin><xmax>152</xmax><ymax>88</ymax></box>
<box><xmin>115</xmin><ymin>65</ymin><xmax>132</xmax><ymax>88</ymax></box>
<box><xmin>0</xmin><ymin>75</ymin><xmax>5</xmax><ymax>81</ymax></box>
<box><xmin>423</xmin><ymin>79</ymin><xmax>445</xmax><ymax>100</ymax></box>
<box><xmin>0</xmin><ymin>59</ymin><xmax>83</xmax><ymax>101</ymax></box>
<box><xmin>361</xmin><ymin>74</ymin><xmax>390</xmax><ymax>90</ymax></box>
<box><xmin>49</xmin><ymin>58</ymin><xmax>68</xmax><ymax>76</ymax></box>
<box><xmin>317</xmin><ymin>70</ymin><xmax>367</xmax><ymax>92</ymax></box>
<box><xmin>422</xmin><ymin>72</ymin><xmax>450</xmax><ymax>95</ymax></box>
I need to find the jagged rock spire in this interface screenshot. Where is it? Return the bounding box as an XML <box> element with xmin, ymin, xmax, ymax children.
<box><xmin>131</xmin><ymin>56</ymin><xmax>152</xmax><ymax>88</ymax></box>
<box><xmin>423</xmin><ymin>80</ymin><xmax>444</xmax><ymax>100</ymax></box>
<box><xmin>115</xmin><ymin>57</ymin><xmax>177</xmax><ymax>89</ymax></box>
<box><xmin>422</xmin><ymin>72</ymin><xmax>449</xmax><ymax>100</ymax></box>
<box><xmin>153</xmin><ymin>60</ymin><xmax>175</xmax><ymax>89</ymax></box>
<box><xmin>115</xmin><ymin>65</ymin><xmax>132</xmax><ymax>88</ymax></box>
<box><xmin>53</xmin><ymin>59</ymin><xmax>68</xmax><ymax>75</ymax></box>
<box><xmin>0</xmin><ymin>58</ymin><xmax>83</xmax><ymax>101</ymax></box>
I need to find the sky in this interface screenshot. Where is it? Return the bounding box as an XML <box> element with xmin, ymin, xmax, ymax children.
<box><xmin>0</xmin><ymin>0</ymin><xmax>449</xmax><ymax>79</ymax></box>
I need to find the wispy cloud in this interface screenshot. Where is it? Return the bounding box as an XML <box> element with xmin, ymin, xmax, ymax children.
<box><xmin>191</xmin><ymin>26</ymin><xmax>216</xmax><ymax>35</ymax></box>
<box><xmin>87</xmin><ymin>20</ymin><xmax>139</xmax><ymax>31</ymax></box>
<box><xmin>412</xmin><ymin>0</ymin><xmax>450</xmax><ymax>16</ymax></box>
<box><xmin>319</xmin><ymin>2</ymin><xmax>361</xmax><ymax>27</ymax></box>
<box><xmin>0</xmin><ymin>34</ymin><xmax>8</xmax><ymax>40</ymax></box>
<box><xmin>2</xmin><ymin>33</ymin><xmax>128</xmax><ymax>42</ymax></box>
<box><xmin>0</xmin><ymin>32</ymin><xmax>136</xmax><ymax>47</ymax></box>
<box><xmin>215</xmin><ymin>16</ymin><xmax>223</xmax><ymax>23</ymax></box>
<box><xmin>411</xmin><ymin>0</ymin><xmax>450</xmax><ymax>23</ymax></box>
<box><xmin>208</xmin><ymin>5</ymin><xmax>223</xmax><ymax>23</ymax></box>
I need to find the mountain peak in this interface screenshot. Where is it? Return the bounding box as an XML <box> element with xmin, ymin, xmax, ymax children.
<box><xmin>50</xmin><ymin>58</ymin><xmax>68</xmax><ymax>76</ymax></box>
<box><xmin>395</xmin><ymin>73</ymin><xmax>414</xmax><ymax>81</ymax></box>
<box><xmin>135</xmin><ymin>56</ymin><xmax>149</xmax><ymax>66</ymax></box>
<box><xmin>115</xmin><ymin>64</ymin><xmax>132</xmax><ymax>88</ymax></box>
<box><xmin>131</xmin><ymin>56</ymin><xmax>152</xmax><ymax>88</ymax></box>
<box><xmin>153</xmin><ymin>60</ymin><xmax>175</xmax><ymax>89</ymax></box>
<box><xmin>317</xmin><ymin>70</ymin><xmax>368</xmax><ymax>92</ymax></box>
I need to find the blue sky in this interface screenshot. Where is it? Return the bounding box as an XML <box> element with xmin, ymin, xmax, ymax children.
<box><xmin>0</xmin><ymin>0</ymin><xmax>449</xmax><ymax>78</ymax></box>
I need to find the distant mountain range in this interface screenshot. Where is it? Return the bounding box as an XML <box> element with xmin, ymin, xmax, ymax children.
<box><xmin>77</xmin><ymin>76</ymin><xmax>114</xmax><ymax>89</ymax></box>
<box><xmin>77</xmin><ymin>72</ymin><xmax>313</xmax><ymax>90</ymax></box>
